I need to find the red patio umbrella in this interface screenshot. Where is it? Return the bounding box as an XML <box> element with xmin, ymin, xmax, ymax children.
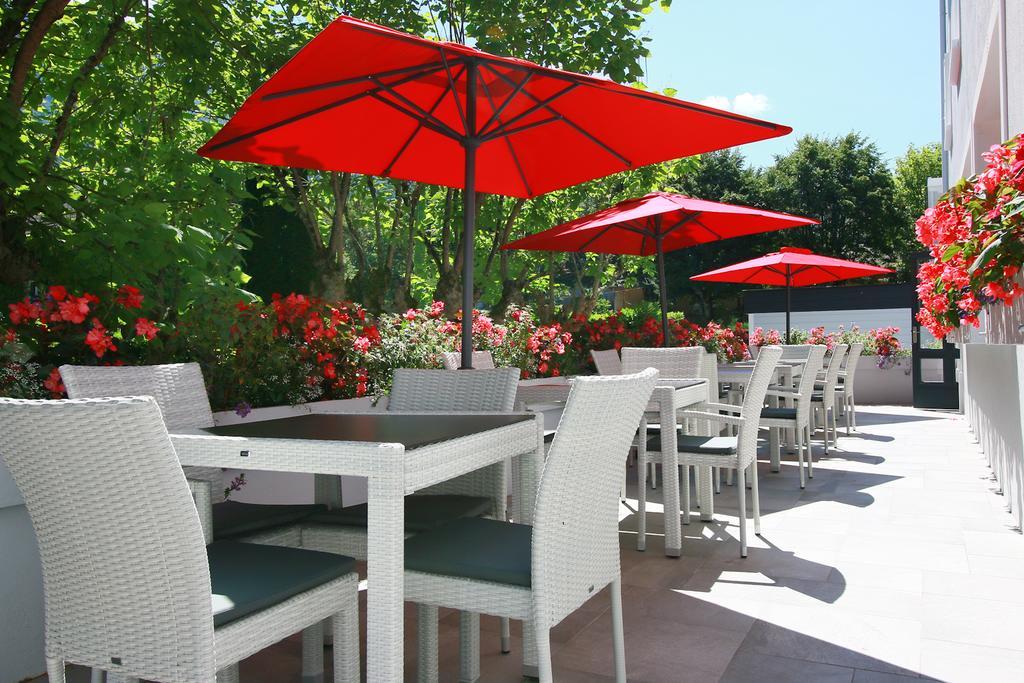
<box><xmin>501</xmin><ymin>192</ymin><xmax>818</xmax><ymax>345</ymax></box>
<box><xmin>690</xmin><ymin>246</ymin><xmax>894</xmax><ymax>342</ymax></box>
<box><xmin>198</xmin><ymin>15</ymin><xmax>793</xmax><ymax>366</ymax></box>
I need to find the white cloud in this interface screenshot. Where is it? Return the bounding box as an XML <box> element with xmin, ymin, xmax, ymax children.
<box><xmin>698</xmin><ymin>93</ymin><xmax>770</xmax><ymax>118</ymax></box>
<box><xmin>732</xmin><ymin>92</ymin><xmax>770</xmax><ymax>117</ymax></box>
<box><xmin>698</xmin><ymin>95</ymin><xmax>731</xmax><ymax>111</ymax></box>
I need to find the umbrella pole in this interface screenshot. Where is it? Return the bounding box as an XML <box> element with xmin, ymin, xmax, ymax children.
<box><xmin>460</xmin><ymin>61</ymin><xmax>479</xmax><ymax>369</ymax></box>
<box><xmin>785</xmin><ymin>268</ymin><xmax>792</xmax><ymax>344</ymax></box>
<box><xmin>656</xmin><ymin>237</ymin><xmax>670</xmax><ymax>347</ymax></box>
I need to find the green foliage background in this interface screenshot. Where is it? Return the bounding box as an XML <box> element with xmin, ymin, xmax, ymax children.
<box><xmin>1</xmin><ymin>0</ymin><xmax>938</xmax><ymax>327</ymax></box>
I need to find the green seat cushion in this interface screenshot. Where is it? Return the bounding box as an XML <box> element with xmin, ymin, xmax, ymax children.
<box><xmin>761</xmin><ymin>407</ymin><xmax>797</xmax><ymax>420</ymax></box>
<box><xmin>306</xmin><ymin>494</ymin><xmax>492</xmax><ymax>533</ymax></box>
<box><xmin>647</xmin><ymin>433</ymin><xmax>738</xmax><ymax>455</ymax></box>
<box><xmin>405</xmin><ymin>517</ymin><xmax>532</xmax><ymax>587</ymax></box>
<box><xmin>212</xmin><ymin>501</ymin><xmax>327</xmax><ymax>540</ymax></box>
<box><xmin>207</xmin><ymin>541</ymin><xmax>355</xmax><ymax>627</ymax></box>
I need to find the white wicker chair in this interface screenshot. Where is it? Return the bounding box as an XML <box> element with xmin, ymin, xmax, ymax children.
<box><xmin>405</xmin><ymin>368</ymin><xmax>659</xmax><ymax>683</ymax></box>
<box><xmin>0</xmin><ymin>396</ymin><xmax>359</xmax><ymax>683</ymax></box>
<box><xmin>440</xmin><ymin>350</ymin><xmax>496</xmax><ymax>370</ymax></box>
<box><xmin>760</xmin><ymin>345</ymin><xmax>827</xmax><ymax>488</ymax></box>
<box><xmin>59</xmin><ymin>363</ymin><xmax>319</xmax><ymax>547</ymax></box>
<box><xmin>779</xmin><ymin>344</ymin><xmax>812</xmax><ymax>360</ymax></box>
<box><xmin>640</xmin><ymin>346</ymin><xmax>783</xmax><ymax>557</ymax></box>
<box><xmin>836</xmin><ymin>341</ymin><xmax>864</xmax><ymax>434</ymax></box>
<box><xmin>811</xmin><ymin>344</ymin><xmax>849</xmax><ymax>457</ymax></box>
<box><xmin>621</xmin><ymin>346</ymin><xmax>704</xmax><ymax>491</ymax></box>
<box><xmin>590</xmin><ymin>348</ymin><xmax>622</xmax><ymax>375</ymax></box>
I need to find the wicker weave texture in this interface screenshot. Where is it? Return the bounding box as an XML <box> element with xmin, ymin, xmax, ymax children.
<box><xmin>620</xmin><ymin>346</ymin><xmax>703</xmax><ymax>377</ymax></box>
<box><xmin>0</xmin><ymin>396</ymin><xmax>216</xmax><ymax>682</ymax></box>
<box><xmin>440</xmin><ymin>351</ymin><xmax>496</xmax><ymax>370</ymax></box>
<box><xmin>590</xmin><ymin>349</ymin><xmax>622</xmax><ymax>375</ymax></box>
<box><xmin>532</xmin><ymin>368</ymin><xmax>658</xmax><ymax>627</ymax></box>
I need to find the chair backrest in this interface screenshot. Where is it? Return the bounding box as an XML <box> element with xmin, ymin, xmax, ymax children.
<box><xmin>793</xmin><ymin>345</ymin><xmax>827</xmax><ymax>424</ymax></box>
<box><xmin>843</xmin><ymin>342</ymin><xmax>865</xmax><ymax>390</ymax></box>
<box><xmin>388</xmin><ymin>367</ymin><xmax>519</xmax><ymax>412</ymax></box>
<box><xmin>60</xmin><ymin>363</ymin><xmax>215</xmax><ymax>430</ymax></box>
<box><xmin>736</xmin><ymin>345</ymin><xmax>784</xmax><ymax>466</ymax></box>
<box><xmin>532</xmin><ymin>368</ymin><xmax>658</xmax><ymax>628</ymax></box>
<box><xmin>699</xmin><ymin>349</ymin><xmax>719</xmax><ymax>390</ymax></box>
<box><xmin>440</xmin><ymin>351</ymin><xmax>496</xmax><ymax>370</ymax></box>
<box><xmin>820</xmin><ymin>344</ymin><xmax>850</xmax><ymax>406</ymax></box>
<box><xmin>0</xmin><ymin>397</ymin><xmax>214</xmax><ymax>681</ymax></box>
<box><xmin>779</xmin><ymin>344</ymin><xmax>812</xmax><ymax>360</ymax></box>
<box><xmin>590</xmin><ymin>348</ymin><xmax>622</xmax><ymax>375</ymax></box>
<box><xmin>620</xmin><ymin>346</ymin><xmax>703</xmax><ymax>377</ymax></box>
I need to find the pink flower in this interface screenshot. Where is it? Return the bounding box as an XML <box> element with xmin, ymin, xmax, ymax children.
<box><xmin>134</xmin><ymin>318</ymin><xmax>159</xmax><ymax>340</ymax></box>
<box><xmin>116</xmin><ymin>285</ymin><xmax>144</xmax><ymax>309</ymax></box>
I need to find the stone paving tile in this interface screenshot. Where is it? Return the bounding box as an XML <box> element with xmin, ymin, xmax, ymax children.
<box><xmin>39</xmin><ymin>405</ymin><xmax>1024</xmax><ymax>682</ymax></box>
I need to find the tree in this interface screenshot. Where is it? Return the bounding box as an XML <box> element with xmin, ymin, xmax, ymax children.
<box><xmin>758</xmin><ymin>133</ymin><xmax>903</xmax><ymax>274</ymax></box>
<box><xmin>892</xmin><ymin>142</ymin><xmax>942</xmax><ymax>278</ymax></box>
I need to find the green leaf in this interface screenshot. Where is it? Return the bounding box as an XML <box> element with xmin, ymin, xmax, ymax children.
<box><xmin>968</xmin><ymin>234</ymin><xmax>1003</xmax><ymax>274</ymax></box>
<box><xmin>940</xmin><ymin>244</ymin><xmax>961</xmax><ymax>262</ymax></box>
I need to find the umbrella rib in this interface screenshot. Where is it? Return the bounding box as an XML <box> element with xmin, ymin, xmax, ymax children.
<box><xmin>690</xmin><ymin>217</ymin><xmax>721</xmax><ymax>240</ymax></box>
<box><xmin>478</xmin><ymin>74</ymin><xmax>533</xmax><ymax>197</ymax></box>
<box><xmin>478</xmin><ymin>71</ymin><xmax>533</xmax><ymax>135</ymax></box>
<box><xmin>343</xmin><ymin>21</ymin><xmax>783</xmax><ymax>130</ymax></box>
<box><xmin>478</xmin><ymin>80</ymin><xmax>578</xmax><ymax>137</ymax></box>
<box><xmin>370</xmin><ymin>77</ymin><xmax>462</xmax><ymax>139</ymax></box>
<box><xmin>480</xmin><ymin>116</ymin><xmax>561</xmax><ymax>142</ymax></box>
<box><xmin>576</xmin><ymin>222</ymin><xmax>622</xmax><ymax>252</ymax></box>
<box><xmin>382</xmin><ymin>64</ymin><xmax>466</xmax><ymax>176</ymax></box>
<box><xmin>438</xmin><ymin>49</ymin><xmax>468</xmax><ymax>134</ymax></box>
<box><xmin>367</xmin><ymin>90</ymin><xmax>460</xmax><ymax>140</ymax></box>
<box><xmin>260</xmin><ymin>60</ymin><xmax>446</xmax><ymax>100</ymax></box>
<box><xmin>483</xmin><ymin>63</ymin><xmax>632</xmax><ymax>167</ymax></box>
<box><xmin>204</xmin><ymin>65</ymin><xmax>448</xmax><ymax>153</ymax></box>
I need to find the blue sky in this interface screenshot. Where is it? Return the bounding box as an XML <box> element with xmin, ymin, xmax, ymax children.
<box><xmin>640</xmin><ymin>1</ymin><xmax>941</xmax><ymax>168</ymax></box>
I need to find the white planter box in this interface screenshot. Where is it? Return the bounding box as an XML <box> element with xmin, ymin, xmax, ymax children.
<box><xmin>852</xmin><ymin>356</ymin><xmax>912</xmax><ymax>406</ymax></box>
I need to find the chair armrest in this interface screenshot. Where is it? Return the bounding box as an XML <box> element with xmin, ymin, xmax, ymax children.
<box><xmin>188</xmin><ymin>479</ymin><xmax>214</xmax><ymax>545</ymax></box>
<box><xmin>766</xmin><ymin>388</ymin><xmax>803</xmax><ymax>399</ymax></box>
<box><xmin>679</xmin><ymin>409</ymin><xmax>745</xmax><ymax>426</ymax></box>
<box><xmin>705</xmin><ymin>401</ymin><xmax>742</xmax><ymax>414</ymax></box>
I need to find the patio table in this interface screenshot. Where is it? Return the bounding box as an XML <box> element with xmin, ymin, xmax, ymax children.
<box><xmin>170</xmin><ymin>411</ymin><xmax>544</xmax><ymax>683</ymax></box>
<box><xmin>516</xmin><ymin>376</ymin><xmax>709</xmax><ymax>557</ymax></box>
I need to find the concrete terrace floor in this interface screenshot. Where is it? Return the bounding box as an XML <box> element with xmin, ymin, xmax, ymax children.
<box><xmin>40</xmin><ymin>405</ymin><xmax>1024</xmax><ymax>683</ymax></box>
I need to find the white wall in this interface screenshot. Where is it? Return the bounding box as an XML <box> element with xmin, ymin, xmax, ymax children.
<box><xmin>942</xmin><ymin>0</ymin><xmax>1022</xmax><ymax>185</ymax></box>
<box><xmin>748</xmin><ymin>308</ymin><xmax>913</xmax><ymax>347</ymax></box>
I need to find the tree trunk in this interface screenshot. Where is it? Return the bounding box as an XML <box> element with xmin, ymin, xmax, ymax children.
<box><xmin>40</xmin><ymin>0</ymin><xmax>136</xmax><ymax>177</ymax></box>
<box><xmin>7</xmin><ymin>0</ymin><xmax>69</xmax><ymax>108</ymax></box>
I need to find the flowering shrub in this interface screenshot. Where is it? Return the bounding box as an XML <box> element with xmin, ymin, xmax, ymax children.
<box><xmin>868</xmin><ymin>326</ymin><xmax>904</xmax><ymax>369</ymax></box>
<box><xmin>751</xmin><ymin>325</ymin><xmax>907</xmax><ymax>369</ymax></box>
<box><xmin>558</xmin><ymin>312</ymin><xmax>749</xmax><ymax>374</ymax></box>
<box><xmin>915</xmin><ymin>133</ymin><xmax>1024</xmax><ymax>338</ymax></box>
<box><xmin>186</xmin><ymin>294</ymin><xmax>378</xmax><ymax>410</ymax></box>
<box><xmin>364</xmin><ymin>302</ymin><xmax>572</xmax><ymax>392</ymax></box>
<box><xmin>750</xmin><ymin>327</ymin><xmax>782</xmax><ymax>347</ymax></box>
<box><xmin>3</xmin><ymin>285</ymin><xmax>164</xmax><ymax>397</ymax></box>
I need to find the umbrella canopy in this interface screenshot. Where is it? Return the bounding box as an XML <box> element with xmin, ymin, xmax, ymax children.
<box><xmin>502</xmin><ymin>192</ymin><xmax>817</xmax><ymax>345</ymax></box>
<box><xmin>198</xmin><ymin>16</ymin><xmax>793</xmax><ymax>366</ymax></box>
<box><xmin>690</xmin><ymin>247</ymin><xmax>894</xmax><ymax>341</ymax></box>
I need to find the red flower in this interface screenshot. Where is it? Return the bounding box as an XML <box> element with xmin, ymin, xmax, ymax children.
<box><xmin>43</xmin><ymin>368</ymin><xmax>65</xmax><ymax>397</ymax></box>
<box><xmin>322</xmin><ymin>362</ymin><xmax>337</xmax><ymax>380</ymax></box>
<box><xmin>57</xmin><ymin>296</ymin><xmax>91</xmax><ymax>324</ymax></box>
<box><xmin>116</xmin><ymin>285</ymin><xmax>143</xmax><ymax>309</ymax></box>
<box><xmin>85</xmin><ymin>320</ymin><xmax>117</xmax><ymax>358</ymax></box>
<box><xmin>134</xmin><ymin>318</ymin><xmax>159</xmax><ymax>340</ymax></box>
<box><xmin>8</xmin><ymin>298</ymin><xmax>42</xmax><ymax>325</ymax></box>
<box><xmin>48</xmin><ymin>285</ymin><xmax>67</xmax><ymax>301</ymax></box>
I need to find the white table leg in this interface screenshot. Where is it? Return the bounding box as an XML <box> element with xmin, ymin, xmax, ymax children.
<box><xmin>521</xmin><ymin>416</ymin><xmax>547</xmax><ymax>676</ymax></box>
<box><xmin>658</xmin><ymin>387</ymin><xmax>682</xmax><ymax>557</ymax></box>
<box><xmin>366</xmin><ymin>445</ymin><xmax>406</xmax><ymax>682</ymax></box>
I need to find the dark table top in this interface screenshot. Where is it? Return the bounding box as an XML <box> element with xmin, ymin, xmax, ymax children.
<box><xmin>204</xmin><ymin>413</ymin><xmax>535</xmax><ymax>450</ymax></box>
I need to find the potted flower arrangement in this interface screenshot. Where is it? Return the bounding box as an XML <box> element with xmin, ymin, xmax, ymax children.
<box><xmin>915</xmin><ymin>133</ymin><xmax>1024</xmax><ymax>339</ymax></box>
